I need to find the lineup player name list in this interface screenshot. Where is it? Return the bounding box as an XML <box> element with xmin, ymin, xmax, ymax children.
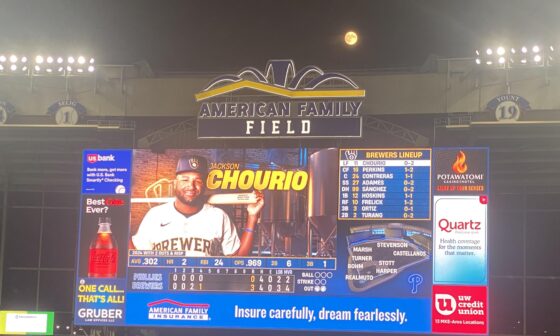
<box><xmin>339</xmin><ymin>150</ymin><xmax>431</xmax><ymax>220</ymax></box>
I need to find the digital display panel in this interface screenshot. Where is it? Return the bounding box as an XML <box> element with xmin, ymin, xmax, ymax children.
<box><xmin>74</xmin><ymin>147</ymin><xmax>489</xmax><ymax>334</ymax></box>
<box><xmin>0</xmin><ymin>311</ymin><xmax>54</xmax><ymax>335</ymax></box>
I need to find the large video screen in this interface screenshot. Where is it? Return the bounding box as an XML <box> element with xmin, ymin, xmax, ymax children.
<box><xmin>74</xmin><ymin>147</ymin><xmax>489</xmax><ymax>334</ymax></box>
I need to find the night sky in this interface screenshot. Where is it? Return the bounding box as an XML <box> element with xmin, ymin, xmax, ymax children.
<box><xmin>0</xmin><ymin>0</ymin><xmax>559</xmax><ymax>71</ymax></box>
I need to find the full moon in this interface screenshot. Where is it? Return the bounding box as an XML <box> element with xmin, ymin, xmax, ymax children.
<box><xmin>344</xmin><ymin>31</ymin><xmax>358</xmax><ymax>46</ymax></box>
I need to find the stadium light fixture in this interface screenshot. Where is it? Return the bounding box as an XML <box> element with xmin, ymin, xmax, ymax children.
<box><xmin>534</xmin><ymin>54</ymin><xmax>542</xmax><ymax>63</ymax></box>
<box><xmin>475</xmin><ymin>42</ymin><xmax>555</xmax><ymax>68</ymax></box>
<box><xmin>0</xmin><ymin>53</ymin><xmax>97</xmax><ymax>75</ymax></box>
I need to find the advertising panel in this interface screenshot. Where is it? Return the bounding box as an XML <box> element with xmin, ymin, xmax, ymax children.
<box><xmin>74</xmin><ymin>147</ymin><xmax>488</xmax><ymax>334</ymax></box>
<box><xmin>0</xmin><ymin>311</ymin><xmax>54</xmax><ymax>335</ymax></box>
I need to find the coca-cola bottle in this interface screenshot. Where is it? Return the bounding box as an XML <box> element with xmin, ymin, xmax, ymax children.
<box><xmin>88</xmin><ymin>217</ymin><xmax>118</xmax><ymax>278</ymax></box>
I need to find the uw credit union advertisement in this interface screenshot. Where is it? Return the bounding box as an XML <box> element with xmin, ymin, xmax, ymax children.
<box><xmin>74</xmin><ymin>147</ymin><xmax>488</xmax><ymax>334</ymax></box>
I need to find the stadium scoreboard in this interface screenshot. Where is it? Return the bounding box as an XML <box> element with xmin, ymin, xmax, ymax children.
<box><xmin>74</xmin><ymin>147</ymin><xmax>489</xmax><ymax>334</ymax></box>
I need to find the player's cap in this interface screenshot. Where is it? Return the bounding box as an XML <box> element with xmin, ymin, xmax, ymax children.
<box><xmin>176</xmin><ymin>155</ymin><xmax>208</xmax><ymax>175</ymax></box>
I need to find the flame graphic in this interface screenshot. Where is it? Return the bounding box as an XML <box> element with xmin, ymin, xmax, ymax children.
<box><xmin>452</xmin><ymin>151</ymin><xmax>468</xmax><ymax>174</ymax></box>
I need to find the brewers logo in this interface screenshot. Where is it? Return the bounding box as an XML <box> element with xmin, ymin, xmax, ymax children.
<box><xmin>189</xmin><ymin>158</ymin><xmax>199</xmax><ymax>170</ymax></box>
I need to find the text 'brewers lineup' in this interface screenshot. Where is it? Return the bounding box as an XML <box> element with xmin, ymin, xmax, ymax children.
<box><xmin>75</xmin><ymin>147</ymin><xmax>488</xmax><ymax>334</ymax></box>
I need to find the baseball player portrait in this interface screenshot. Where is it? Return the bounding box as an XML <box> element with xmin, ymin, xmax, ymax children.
<box><xmin>131</xmin><ymin>154</ymin><xmax>265</xmax><ymax>256</ymax></box>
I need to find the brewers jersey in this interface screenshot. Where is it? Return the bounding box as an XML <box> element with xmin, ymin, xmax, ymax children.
<box><xmin>132</xmin><ymin>202</ymin><xmax>240</xmax><ymax>256</ymax></box>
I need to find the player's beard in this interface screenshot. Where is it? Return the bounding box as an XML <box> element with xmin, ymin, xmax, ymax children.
<box><xmin>175</xmin><ymin>188</ymin><xmax>205</xmax><ymax>208</ymax></box>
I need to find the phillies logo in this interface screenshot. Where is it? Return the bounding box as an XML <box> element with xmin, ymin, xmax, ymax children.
<box><xmin>435</xmin><ymin>293</ymin><xmax>457</xmax><ymax>316</ymax></box>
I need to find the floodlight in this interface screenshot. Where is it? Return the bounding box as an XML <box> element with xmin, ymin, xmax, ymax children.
<box><xmin>47</xmin><ymin>56</ymin><xmax>54</xmax><ymax>63</ymax></box>
<box><xmin>21</xmin><ymin>56</ymin><xmax>27</xmax><ymax>63</ymax></box>
<box><xmin>532</xmin><ymin>45</ymin><xmax>540</xmax><ymax>53</ymax></box>
<box><xmin>36</xmin><ymin>55</ymin><xmax>44</xmax><ymax>64</ymax></box>
<box><xmin>498</xmin><ymin>57</ymin><xmax>506</xmax><ymax>64</ymax></box>
<box><xmin>9</xmin><ymin>55</ymin><xmax>17</xmax><ymax>63</ymax></box>
<box><xmin>486</xmin><ymin>60</ymin><xmax>493</xmax><ymax>65</ymax></box>
<box><xmin>0</xmin><ymin>55</ymin><xmax>5</xmax><ymax>62</ymax></box>
<box><xmin>497</xmin><ymin>46</ymin><xmax>505</xmax><ymax>55</ymax></box>
<box><xmin>534</xmin><ymin>54</ymin><xmax>542</xmax><ymax>62</ymax></box>
<box><xmin>78</xmin><ymin>56</ymin><xmax>85</xmax><ymax>64</ymax></box>
<box><xmin>87</xmin><ymin>65</ymin><xmax>95</xmax><ymax>72</ymax></box>
<box><xmin>521</xmin><ymin>46</ymin><xmax>528</xmax><ymax>53</ymax></box>
<box><xmin>475</xmin><ymin>58</ymin><xmax>481</xmax><ymax>64</ymax></box>
<box><xmin>34</xmin><ymin>65</ymin><xmax>40</xmax><ymax>71</ymax></box>
<box><xmin>57</xmin><ymin>57</ymin><xmax>63</xmax><ymax>64</ymax></box>
<box><xmin>486</xmin><ymin>48</ymin><xmax>493</xmax><ymax>55</ymax></box>
<box><xmin>68</xmin><ymin>56</ymin><xmax>75</xmax><ymax>64</ymax></box>
<box><xmin>511</xmin><ymin>48</ymin><xmax>516</xmax><ymax>54</ymax></box>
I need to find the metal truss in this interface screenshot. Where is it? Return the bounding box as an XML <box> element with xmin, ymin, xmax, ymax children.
<box><xmin>364</xmin><ymin>115</ymin><xmax>429</xmax><ymax>146</ymax></box>
<box><xmin>137</xmin><ymin>117</ymin><xmax>197</xmax><ymax>148</ymax></box>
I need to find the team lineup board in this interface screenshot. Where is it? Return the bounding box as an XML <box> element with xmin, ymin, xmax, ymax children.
<box><xmin>74</xmin><ymin>147</ymin><xmax>489</xmax><ymax>335</ymax></box>
<box><xmin>338</xmin><ymin>149</ymin><xmax>431</xmax><ymax>220</ymax></box>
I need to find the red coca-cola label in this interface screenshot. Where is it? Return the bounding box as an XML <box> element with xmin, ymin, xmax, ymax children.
<box><xmin>88</xmin><ymin>248</ymin><xmax>118</xmax><ymax>277</ymax></box>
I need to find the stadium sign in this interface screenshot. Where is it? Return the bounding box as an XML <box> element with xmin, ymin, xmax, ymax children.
<box><xmin>195</xmin><ymin>60</ymin><xmax>365</xmax><ymax>138</ymax></box>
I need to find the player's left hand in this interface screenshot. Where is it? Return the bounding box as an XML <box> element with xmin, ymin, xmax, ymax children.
<box><xmin>247</xmin><ymin>190</ymin><xmax>264</xmax><ymax>216</ymax></box>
